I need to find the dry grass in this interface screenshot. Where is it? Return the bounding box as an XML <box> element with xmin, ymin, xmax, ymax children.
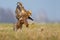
<box><xmin>0</xmin><ymin>23</ymin><xmax>60</xmax><ymax>40</ymax></box>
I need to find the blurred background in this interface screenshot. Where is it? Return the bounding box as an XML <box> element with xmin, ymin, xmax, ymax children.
<box><xmin>0</xmin><ymin>0</ymin><xmax>60</xmax><ymax>23</ymax></box>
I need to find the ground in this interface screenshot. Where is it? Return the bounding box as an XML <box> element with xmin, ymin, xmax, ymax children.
<box><xmin>0</xmin><ymin>23</ymin><xmax>60</xmax><ymax>40</ymax></box>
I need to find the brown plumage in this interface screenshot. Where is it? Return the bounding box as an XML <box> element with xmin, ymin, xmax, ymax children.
<box><xmin>14</xmin><ymin>2</ymin><xmax>33</xmax><ymax>31</ymax></box>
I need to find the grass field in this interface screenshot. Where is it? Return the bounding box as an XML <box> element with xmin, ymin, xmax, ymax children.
<box><xmin>0</xmin><ymin>23</ymin><xmax>60</xmax><ymax>40</ymax></box>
